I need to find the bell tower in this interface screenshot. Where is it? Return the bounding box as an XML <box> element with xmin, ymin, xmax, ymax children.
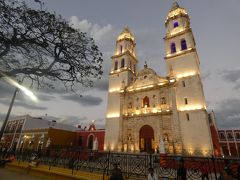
<box><xmin>164</xmin><ymin>2</ymin><xmax>212</xmax><ymax>155</ymax></box>
<box><xmin>105</xmin><ymin>27</ymin><xmax>138</xmax><ymax>151</ymax></box>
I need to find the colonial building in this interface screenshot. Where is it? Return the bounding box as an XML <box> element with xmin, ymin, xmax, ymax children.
<box><xmin>0</xmin><ymin>115</ymin><xmax>76</xmax><ymax>151</ymax></box>
<box><xmin>105</xmin><ymin>2</ymin><xmax>213</xmax><ymax>156</ymax></box>
<box><xmin>76</xmin><ymin>123</ymin><xmax>105</xmax><ymax>151</ymax></box>
<box><xmin>218</xmin><ymin>129</ymin><xmax>240</xmax><ymax>157</ymax></box>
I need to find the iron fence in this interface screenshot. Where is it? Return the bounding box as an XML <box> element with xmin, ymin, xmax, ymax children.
<box><xmin>0</xmin><ymin>147</ymin><xmax>239</xmax><ymax>179</ymax></box>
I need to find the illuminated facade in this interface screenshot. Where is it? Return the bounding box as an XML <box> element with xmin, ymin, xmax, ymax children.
<box><xmin>105</xmin><ymin>2</ymin><xmax>213</xmax><ymax>156</ymax></box>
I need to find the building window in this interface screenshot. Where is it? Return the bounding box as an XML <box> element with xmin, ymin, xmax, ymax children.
<box><xmin>186</xmin><ymin>113</ymin><xmax>190</xmax><ymax>121</ymax></box>
<box><xmin>161</xmin><ymin>97</ymin><xmax>166</xmax><ymax>104</ymax></box>
<box><xmin>227</xmin><ymin>132</ymin><xmax>233</xmax><ymax>140</ymax></box>
<box><xmin>170</xmin><ymin>43</ymin><xmax>176</xmax><ymax>54</ymax></box>
<box><xmin>235</xmin><ymin>132</ymin><xmax>240</xmax><ymax>140</ymax></box>
<box><xmin>184</xmin><ymin>98</ymin><xmax>188</xmax><ymax>105</ymax></box>
<box><xmin>121</xmin><ymin>58</ymin><xmax>125</xmax><ymax>68</ymax></box>
<box><xmin>114</xmin><ymin>61</ymin><xmax>118</xmax><ymax>70</ymax></box>
<box><xmin>143</xmin><ymin>96</ymin><xmax>150</xmax><ymax>107</ymax></box>
<box><xmin>173</xmin><ymin>21</ymin><xmax>179</xmax><ymax>28</ymax></box>
<box><xmin>219</xmin><ymin>132</ymin><xmax>226</xmax><ymax>141</ymax></box>
<box><xmin>181</xmin><ymin>39</ymin><xmax>187</xmax><ymax>50</ymax></box>
<box><xmin>120</xmin><ymin>45</ymin><xmax>123</xmax><ymax>53</ymax></box>
<box><xmin>182</xmin><ymin>81</ymin><xmax>186</xmax><ymax>87</ymax></box>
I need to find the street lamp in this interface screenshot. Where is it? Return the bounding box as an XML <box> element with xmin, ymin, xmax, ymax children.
<box><xmin>0</xmin><ymin>71</ymin><xmax>38</xmax><ymax>143</ymax></box>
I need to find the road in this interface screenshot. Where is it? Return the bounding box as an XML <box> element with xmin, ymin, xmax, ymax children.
<box><xmin>0</xmin><ymin>168</ymin><xmax>42</xmax><ymax>180</ymax></box>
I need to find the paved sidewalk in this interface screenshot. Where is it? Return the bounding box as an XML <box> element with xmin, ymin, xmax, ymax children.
<box><xmin>0</xmin><ymin>168</ymin><xmax>42</xmax><ymax>180</ymax></box>
<box><xmin>5</xmin><ymin>161</ymin><xmax>106</xmax><ymax>180</ymax></box>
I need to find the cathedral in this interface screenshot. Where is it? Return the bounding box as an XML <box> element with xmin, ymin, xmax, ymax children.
<box><xmin>104</xmin><ymin>2</ymin><xmax>213</xmax><ymax>156</ymax></box>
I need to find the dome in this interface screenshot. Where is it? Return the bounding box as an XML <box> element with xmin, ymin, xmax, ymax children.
<box><xmin>117</xmin><ymin>26</ymin><xmax>135</xmax><ymax>42</ymax></box>
<box><xmin>126</xmin><ymin>64</ymin><xmax>169</xmax><ymax>90</ymax></box>
<box><xmin>166</xmin><ymin>2</ymin><xmax>188</xmax><ymax>23</ymax></box>
<box><xmin>138</xmin><ymin>66</ymin><xmax>158</xmax><ymax>78</ymax></box>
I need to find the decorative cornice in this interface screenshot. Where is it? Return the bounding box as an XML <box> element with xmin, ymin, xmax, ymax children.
<box><xmin>123</xmin><ymin>110</ymin><xmax>172</xmax><ymax>118</ymax></box>
<box><xmin>112</xmin><ymin>50</ymin><xmax>138</xmax><ymax>63</ymax></box>
<box><xmin>109</xmin><ymin>67</ymin><xmax>136</xmax><ymax>76</ymax></box>
<box><xmin>165</xmin><ymin>14</ymin><xmax>189</xmax><ymax>26</ymax></box>
<box><xmin>164</xmin><ymin>28</ymin><xmax>192</xmax><ymax>40</ymax></box>
<box><xmin>164</xmin><ymin>48</ymin><xmax>196</xmax><ymax>60</ymax></box>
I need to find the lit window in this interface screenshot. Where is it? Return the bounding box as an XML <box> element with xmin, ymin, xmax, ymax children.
<box><xmin>114</xmin><ymin>61</ymin><xmax>118</xmax><ymax>70</ymax></box>
<box><xmin>184</xmin><ymin>98</ymin><xmax>188</xmax><ymax>105</ymax></box>
<box><xmin>181</xmin><ymin>39</ymin><xmax>187</xmax><ymax>50</ymax></box>
<box><xmin>121</xmin><ymin>58</ymin><xmax>125</xmax><ymax>68</ymax></box>
<box><xmin>171</xmin><ymin>43</ymin><xmax>176</xmax><ymax>54</ymax></box>
<box><xmin>186</xmin><ymin>113</ymin><xmax>190</xmax><ymax>121</ymax></box>
<box><xmin>173</xmin><ymin>21</ymin><xmax>179</xmax><ymax>28</ymax></box>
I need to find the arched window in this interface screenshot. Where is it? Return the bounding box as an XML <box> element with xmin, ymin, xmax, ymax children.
<box><xmin>161</xmin><ymin>97</ymin><xmax>166</xmax><ymax>104</ymax></box>
<box><xmin>181</xmin><ymin>39</ymin><xmax>187</xmax><ymax>50</ymax></box>
<box><xmin>114</xmin><ymin>61</ymin><xmax>118</xmax><ymax>70</ymax></box>
<box><xmin>121</xmin><ymin>58</ymin><xmax>125</xmax><ymax>68</ymax></box>
<box><xmin>170</xmin><ymin>43</ymin><xmax>176</xmax><ymax>53</ymax></box>
<box><xmin>143</xmin><ymin>96</ymin><xmax>150</xmax><ymax>107</ymax></box>
<box><xmin>173</xmin><ymin>21</ymin><xmax>179</xmax><ymax>28</ymax></box>
<box><xmin>88</xmin><ymin>135</ymin><xmax>94</xmax><ymax>149</ymax></box>
<box><xmin>120</xmin><ymin>45</ymin><xmax>123</xmax><ymax>53</ymax></box>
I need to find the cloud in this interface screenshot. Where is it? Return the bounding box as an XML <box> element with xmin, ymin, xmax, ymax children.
<box><xmin>0</xmin><ymin>98</ymin><xmax>47</xmax><ymax>110</ymax></box>
<box><xmin>69</xmin><ymin>16</ymin><xmax>115</xmax><ymax>46</ymax></box>
<box><xmin>58</xmin><ymin>115</ymin><xmax>88</xmax><ymax>126</ymax></box>
<box><xmin>221</xmin><ymin>68</ymin><xmax>240</xmax><ymax>82</ymax></box>
<box><xmin>0</xmin><ymin>80</ymin><xmax>15</xmax><ymax>98</ymax></box>
<box><xmin>93</xmin><ymin>78</ymin><xmax>109</xmax><ymax>91</ymax></box>
<box><xmin>220</xmin><ymin>68</ymin><xmax>240</xmax><ymax>90</ymax></box>
<box><xmin>202</xmin><ymin>70</ymin><xmax>211</xmax><ymax>81</ymax></box>
<box><xmin>214</xmin><ymin>98</ymin><xmax>240</xmax><ymax>128</ymax></box>
<box><xmin>61</xmin><ymin>94</ymin><xmax>103</xmax><ymax>106</ymax></box>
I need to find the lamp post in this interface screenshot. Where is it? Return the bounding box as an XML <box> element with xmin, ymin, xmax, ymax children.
<box><xmin>0</xmin><ymin>71</ymin><xmax>38</xmax><ymax>146</ymax></box>
<box><xmin>0</xmin><ymin>87</ymin><xmax>18</xmax><ymax>142</ymax></box>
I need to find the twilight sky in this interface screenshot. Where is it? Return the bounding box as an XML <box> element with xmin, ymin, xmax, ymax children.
<box><xmin>0</xmin><ymin>0</ymin><xmax>240</xmax><ymax>129</ymax></box>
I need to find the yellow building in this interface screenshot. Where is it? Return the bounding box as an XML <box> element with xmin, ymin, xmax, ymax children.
<box><xmin>105</xmin><ymin>2</ymin><xmax>213</xmax><ymax>156</ymax></box>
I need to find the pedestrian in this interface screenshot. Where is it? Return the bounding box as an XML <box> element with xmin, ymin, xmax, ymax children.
<box><xmin>200</xmin><ymin>162</ymin><xmax>209</xmax><ymax>180</ymax></box>
<box><xmin>177</xmin><ymin>159</ymin><xmax>187</xmax><ymax>180</ymax></box>
<box><xmin>147</xmin><ymin>167</ymin><xmax>158</xmax><ymax>180</ymax></box>
<box><xmin>109</xmin><ymin>163</ymin><xmax>123</xmax><ymax>180</ymax></box>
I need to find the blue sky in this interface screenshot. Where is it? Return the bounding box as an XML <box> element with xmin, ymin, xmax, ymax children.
<box><xmin>0</xmin><ymin>0</ymin><xmax>240</xmax><ymax>128</ymax></box>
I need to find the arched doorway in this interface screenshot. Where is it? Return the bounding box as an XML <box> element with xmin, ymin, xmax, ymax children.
<box><xmin>139</xmin><ymin>125</ymin><xmax>154</xmax><ymax>153</ymax></box>
<box><xmin>88</xmin><ymin>135</ymin><xmax>94</xmax><ymax>150</ymax></box>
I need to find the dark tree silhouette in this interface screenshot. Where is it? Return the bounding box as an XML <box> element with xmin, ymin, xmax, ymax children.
<box><xmin>0</xmin><ymin>0</ymin><xmax>103</xmax><ymax>91</ymax></box>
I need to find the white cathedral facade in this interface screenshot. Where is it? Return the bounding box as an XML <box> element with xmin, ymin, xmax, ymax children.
<box><xmin>104</xmin><ymin>2</ymin><xmax>213</xmax><ymax>156</ymax></box>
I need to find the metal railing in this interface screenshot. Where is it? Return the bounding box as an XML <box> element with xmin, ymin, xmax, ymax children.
<box><xmin>0</xmin><ymin>147</ymin><xmax>239</xmax><ymax>179</ymax></box>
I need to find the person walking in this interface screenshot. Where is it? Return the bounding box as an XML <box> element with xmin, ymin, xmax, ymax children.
<box><xmin>110</xmin><ymin>163</ymin><xmax>123</xmax><ymax>180</ymax></box>
<box><xmin>147</xmin><ymin>167</ymin><xmax>158</xmax><ymax>180</ymax></box>
<box><xmin>177</xmin><ymin>159</ymin><xmax>187</xmax><ymax>180</ymax></box>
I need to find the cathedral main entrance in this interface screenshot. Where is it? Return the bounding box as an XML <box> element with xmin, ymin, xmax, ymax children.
<box><xmin>139</xmin><ymin>125</ymin><xmax>154</xmax><ymax>153</ymax></box>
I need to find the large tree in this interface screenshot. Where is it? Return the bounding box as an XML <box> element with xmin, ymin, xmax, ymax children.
<box><xmin>0</xmin><ymin>0</ymin><xmax>103</xmax><ymax>91</ymax></box>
